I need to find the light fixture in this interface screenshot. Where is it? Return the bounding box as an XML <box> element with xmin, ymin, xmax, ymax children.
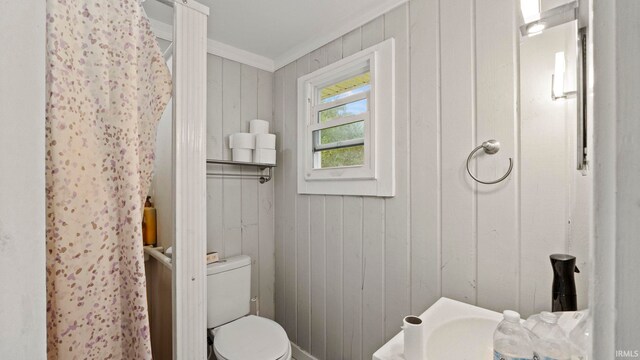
<box><xmin>520</xmin><ymin>1</ymin><xmax>578</xmax><ymax>37</ymax></box>
<box><xmin>551</xmin><ymin>52</ymin><xmax>576</xmax><ymax>100</ymax></box>
<box><xmin>520</xmin><ymin>0</ymin><xmax>540</xmax><ymax>23</ymax></box>
<box><xmin>525</xmin><ymin>23</ymin><xmax>546</xmax><ymax>36</ymax></box>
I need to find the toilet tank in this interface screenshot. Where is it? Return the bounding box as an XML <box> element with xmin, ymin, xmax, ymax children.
<box><xmin>207</xmin><ymin>255</ymin><xmax>251</xmax><ymax>328</ymax></box>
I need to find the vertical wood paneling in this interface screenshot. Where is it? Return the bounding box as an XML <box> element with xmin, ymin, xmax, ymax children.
<box><xmin>272</xmin><ymin>2</ymin><xmax>591</xmax><ymax>359</ymax></box>
<box><xmin>240</xmin><ymin>64</ymin><xmax>261</xmax><ymax>314</ymax></box>
<box><xmin>206</xmin><ymin>56</ymin><xmax>224</xmax><ymax>255</ymax></box>
<box><xmin>222</xmin><ymin>60</ymin><xmax>243</xmax><ymax>257</ymax></box>
<box><xmin>205</xmin><ymin>56</ymin><xmax>275</xmax><ymax>319</ymax></box>
<box><xmin>257</xmin><ymin>69</ymin><xmax>276</xmax><ymax>320</ymax></box>
<box><xmin>325</xmin><ymin>38</ymin><xmax>343</xmax><ymax>64</ymax></box>
<box><xmin>309</xmin><ymin>47</ymin><xmax>327</xmax><ymax>72</ymax></box>
<box><xmin>361</xmin><ymin>17</ymin><xmax>384</xmax><ymax>49</ymax></box>
<box><xmin>295</xmin><ymin>54</ymin><xmax>312</xmax><ymax>350</ymax></box>
<box><xmin>409</xmin><ymin>0</ymin><xmax>442</xmax><ymax>315</ymax></box>
<box><xmin>283</xmin><ymin>62</ymin><xmax>298</xmax><ymax>341</ymax></box>
<box><xmin>320</xmin><ymin>39</ymin><xmax>345</xmax><ymax>360</ymax></box>
<box><xmin>383</xmin><ymin>5</ymin><xmax>412</xmax><ymax>340</ymax></box>
<box><xmin>342</xmin><ymin>197</ymin><xmax>363</xmax><ymax>360</ymax></box>
<box><xmin>360</xmin><ymin>16</ymin><xmax>387</xmax><ymax>359</ymax></box>
<box><xmin>342</xmin><ymin>28</ymin><xmax>361</xmax><ymax>57</ymax></box>
<box><xmin>309</xmin><ymin>196</ymin><xmax>326</xmax><ymax>360</ymax></box>
<box><xmin>274</xmin><ymin>68</ymin><xmax>286</xmax><ymax>326</ymax></box>
<box><xmin>362</xmin><ymin>197</ymin><xmax>386</xmax><ymax>359</ymax></box>
<box><xmin>475</xmin><ymin>0</ymin><xmax>519</xmax><ymax>312</ymax></box>
<box><xmin>325</xmin><ymin>196</ymin><xmax>344</xmax><ymax>359</ymax></box>
<box><xmin>308</xmin><ymin>44</ymin><xmax>330</xmax><ymax>360</ymax></box>
<box><xmin>440</xmin><ymin>0</ymin><xmax>478</xmax><ymax>304</ymax></box>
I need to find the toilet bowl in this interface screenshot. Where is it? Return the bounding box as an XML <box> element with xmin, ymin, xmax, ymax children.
<box><xmin>206</xmin><ymin>255</ymin><xmax>291</xmax><ymax>360</ymax></box>
<box><xmin>212</xmin><ymin>315</ymin><xmax>291</xmax><ymax>360</ymax></box>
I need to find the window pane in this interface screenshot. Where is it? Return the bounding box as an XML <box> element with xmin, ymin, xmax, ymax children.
<box><xmin>319</xmin><ymin>99</ymin><xmax>367</xmax><ymax>123</ymax></box>
<box><xmin>320</xmin><ymin>72</ymin><xmax>371</xmax><ymax>103</ymax></box>
<box><xmin>315</xmin><ymin>121</ymin><xmax>364</xmax><ymax>145</ymax></box>
<box><xmin>317</xmin><ymin>145</ymin><xmax>364</xmax><ymax>168</ymax></box>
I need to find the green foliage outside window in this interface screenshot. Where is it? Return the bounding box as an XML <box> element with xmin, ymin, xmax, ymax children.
<box><xmin>317</xmin><ymin>105</ymin><xmax>365</xmax><ymax>168</ymax></box>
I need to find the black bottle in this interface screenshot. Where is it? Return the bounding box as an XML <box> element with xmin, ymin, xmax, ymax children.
<box><xmin>550</xmin><ymin>254</ymin><xmax>580</xmax><ymax>312</ymax></box>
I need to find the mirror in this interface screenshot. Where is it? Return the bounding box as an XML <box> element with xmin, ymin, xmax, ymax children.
<box><xmin>518</xmin><ymin>0</ymin><xmax>591</xmax><ymax>315</ymax></box>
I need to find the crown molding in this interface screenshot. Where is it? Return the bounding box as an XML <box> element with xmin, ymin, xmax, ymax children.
<box><xmin>149</xmin><ymin>18</ymin><xmax>275</xmax><ymax>72</ymax></box>
<box><xmin>272</xmin><ymin>0</ymin><xmax>408</xmax><ymax>70</ymax></box>
<box><xmin>148</xmin><ymin>0</ymin><xmax>407</xmax><ymax>73</ymax></box>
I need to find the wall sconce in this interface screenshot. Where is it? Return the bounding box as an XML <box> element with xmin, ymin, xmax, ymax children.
<box><xmin>551</xmin><ymin>52</ymin><xmax>576</xmax><ymax>100</ymax></box>
<box><xmin>520</xmin><ymin>1</ymin><xmax>578</xmax><ymax>37</ymax></box>
<box><xmin>520</xmin><ymin>0</ymin><xmax>588</xmax><ymax>171</ymax></box>
<box><xmin>520</xmin><ymin>0</ymin><xmax>541</xmax><ymax>33</ymax></box>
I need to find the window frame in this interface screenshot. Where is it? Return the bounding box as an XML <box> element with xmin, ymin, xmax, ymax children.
<box><xmin>297</xmin><ymin>38</ymin><xmax>395</xmax><ymax>197</ymax></box>
<box><xmin>309</xmin><ymin>68</ymin><xmax>374</xmax><ymax>179</ymax></box>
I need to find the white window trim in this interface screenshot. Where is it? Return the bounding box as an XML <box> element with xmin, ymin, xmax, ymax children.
<box><xmin>297</xmin><ymin>38</ymin><xmax>395</xmax><ymax>197</ymax></box>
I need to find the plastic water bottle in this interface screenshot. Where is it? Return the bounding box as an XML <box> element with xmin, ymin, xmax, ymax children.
<box><xmin>568</xmin><ymin>312</ymin><xmax>591</xmax><ymax>360</ymax></box>
<box><xmin>529</xmin><ymin>312</ymin><xmax>572</xmax><ymax>360</ymax></box>
<box><xmin>494</xmin><ymin>310</ymin><xmax>534</xmax><ymax>360</ymax></box>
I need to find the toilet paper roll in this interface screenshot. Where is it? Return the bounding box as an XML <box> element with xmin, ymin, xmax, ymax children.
<box><xmin>255</xmin><ymin>134</ymin><xmax>276</xmax><ymax>149</ymax></box>
<box><xmin>229</xmin><ymin>133</ymin><xmax>255</xmax><ymax>149</ymax></box>
<box><xmin>403</xmin><ymin>316</ymin><xmax>425</xmax><ymax>360</ymax></box>
<box><xmin>249</xmin><ymin>119</ymin><xmax>270</xmax><ymax>134</ymax></box>
<box><xmin>253</xmin><ymin>149</ymin><xmax>276</xmax><ymax>165</ymax></box>
<box><xmin>232</xmin><ymin>148</ymin><xmax>253</xmax><ymax>163</ymax></box>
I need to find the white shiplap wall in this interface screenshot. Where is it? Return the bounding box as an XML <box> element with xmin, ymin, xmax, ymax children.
<box><xmin>273</xmin><ymin>1</ymin><xmax>591</xmax><ymax>359</ymax></box>
<box><xmin>206</xmin><ymin>54</ymin><xmax>276</xmax><ymax>319</ymax></box>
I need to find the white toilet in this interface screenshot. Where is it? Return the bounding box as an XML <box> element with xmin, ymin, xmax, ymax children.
<box><xmin>207</xmin><ymin>255</ymin><xmax>291</xmax><ymax>360</ymax></box>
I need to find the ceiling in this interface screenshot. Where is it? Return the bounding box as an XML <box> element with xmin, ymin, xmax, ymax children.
<box><xmin>142</xmin><ymin>0</ymin><xmax>406</xmax><ymax>71</ymax></box>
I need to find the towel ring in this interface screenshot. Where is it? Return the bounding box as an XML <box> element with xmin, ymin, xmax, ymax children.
<box><xmin>466</xmin><ymin>140</ymin><xmax>513</xmax><ymax>185</ymax></box>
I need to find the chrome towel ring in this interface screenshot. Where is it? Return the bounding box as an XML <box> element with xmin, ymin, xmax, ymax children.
<box><xmin>466</xmin><ymin>140</ymin><xmax>513</xmax><ymax>185</ymax></box>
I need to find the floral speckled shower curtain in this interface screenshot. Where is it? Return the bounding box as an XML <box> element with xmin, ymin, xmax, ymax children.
<box><xmin>45</xmin><ymin>0</ymin><xmax>171</xmax><ymax>358</ymax></box>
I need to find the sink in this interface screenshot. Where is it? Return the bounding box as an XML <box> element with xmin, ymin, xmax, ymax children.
<box><xmin>372</xmin><ymin>297</ymin><xmax>503</xmax><ymax>360</ymax></box>
<box><xmin>426</xmin><ymin>317</ymin><xmax>499</xmax><ymax>359</ymax></box>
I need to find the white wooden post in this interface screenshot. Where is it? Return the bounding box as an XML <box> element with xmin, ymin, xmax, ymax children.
<box><xmin>592</xmin><ymin>0</ymin><xmax>640</xmax><ymax>357</ymax></box>
<box><xmin>172</xmin><ymin>1</ymin><xmax>209</xmax><ymax>359</ymax></box>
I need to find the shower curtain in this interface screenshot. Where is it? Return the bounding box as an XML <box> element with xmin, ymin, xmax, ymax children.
<box><xmin>45</xmin><ymin>0</ymin><xmax>172</xmax><ymax>358</ymax></box>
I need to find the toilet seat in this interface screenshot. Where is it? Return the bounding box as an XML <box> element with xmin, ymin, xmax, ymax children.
<box><xmin>213</xmin><ymin>315</ymin><xmax>291</xmax><ymax>360</ymax></box>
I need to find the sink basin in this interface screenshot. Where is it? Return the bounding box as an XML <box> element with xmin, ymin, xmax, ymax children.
<box><xmin>426</xmin><ymin>317</ymin><xmax>499</xmax><ymax>359</ymax></box>
<box><xmin>372</xmin><ymin>297</ymin><xmax>503</xmax><ymax>360</ymax></box>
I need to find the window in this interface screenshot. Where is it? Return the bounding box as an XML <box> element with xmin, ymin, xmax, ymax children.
<box><xmin>297</xmin><ymin>38</ymin><xmax>395</xmax><ymax>197</ymax></box>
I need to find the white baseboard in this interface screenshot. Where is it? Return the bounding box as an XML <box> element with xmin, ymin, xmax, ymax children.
<box><xmin>291</xmin><ymin>342</ymin><xmax>318</xmax><ymax>360</ymax></box>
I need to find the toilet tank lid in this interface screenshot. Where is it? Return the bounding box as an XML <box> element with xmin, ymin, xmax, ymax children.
<box><xmin>207</xmin><ymin>255</ymin><xmax>251</xmax><ymax>275</ymax></box>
